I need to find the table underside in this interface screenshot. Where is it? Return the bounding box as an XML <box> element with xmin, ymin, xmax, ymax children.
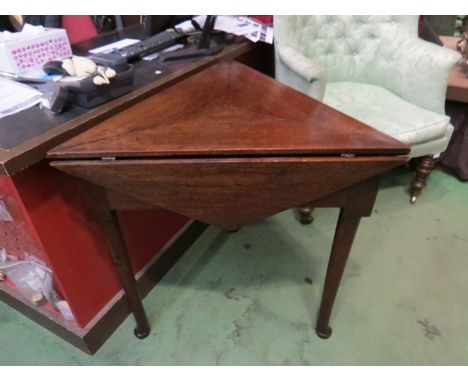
<box><xmin>50</xmin><ymin>155</ymin><xmax>406</xmax><ymax>230</ymax></box>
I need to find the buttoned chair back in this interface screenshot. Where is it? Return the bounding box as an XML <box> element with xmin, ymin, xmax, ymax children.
<box><xmin>275</xmin><ymin>15</ymin><xmax>459</xmax><ymax>114</ymax></box>
<box><xmin>274</xmin><ymin>15</ymin><xmax>461</xmax><ymax>203</ymax></box>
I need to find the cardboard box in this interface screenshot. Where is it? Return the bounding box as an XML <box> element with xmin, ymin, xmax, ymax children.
<box><xmin>0</xmin><ymin>28</ymin><xmax>72</xmax><ymax>74</ymax></box>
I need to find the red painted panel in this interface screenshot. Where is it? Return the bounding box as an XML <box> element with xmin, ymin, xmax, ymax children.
<box><xmin>12</xmin><ymin>161</ymin><xmax>189</xmax><ymax>328</ymax></box>
<box><xmin>118</xmin><ymin>209</ymin><xmax>189</xmax><ymax>273</ymax></box>
<box><xmin>0</xmin><ymin>176</ymin><xmax>49</xmax><ymax>264</ymax></box>
<box><xmin>249</xmin><ymin>15</ymin><xmax>273</xmax><ymax>24</ymax></box>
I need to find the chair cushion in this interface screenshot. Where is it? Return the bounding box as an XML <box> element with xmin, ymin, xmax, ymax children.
<box><xmin>323</xmin><ymin>82</ymin><xmax>451</xmax><ymax>146</ymax></box>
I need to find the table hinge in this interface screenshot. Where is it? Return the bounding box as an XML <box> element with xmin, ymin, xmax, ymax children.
<box><xmin>340</xmin><ymin>153</ymin><xmax>356</xmax><ymax>158</ymax></box>
<box><xmin>101</xmin><ymin>156</ymin><xmax>116</xmax><ymax>161</ymax></box>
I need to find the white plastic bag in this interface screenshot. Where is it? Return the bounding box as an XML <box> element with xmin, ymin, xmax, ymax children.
<box><xmin>0</xmin><ymin>200</ymin><xmax>13</xmax><ymax>221</ymax></box>
<box><xmin>0</xmin><ymin>249</ymin><xmax>73</xmax><ymax>321</ymax></box>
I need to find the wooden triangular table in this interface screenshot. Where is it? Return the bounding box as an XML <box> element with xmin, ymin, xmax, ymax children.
<box><xmin>48</xmin><ymin>61</ymin><xmax>409</xmax><ymax>340</ymax></box>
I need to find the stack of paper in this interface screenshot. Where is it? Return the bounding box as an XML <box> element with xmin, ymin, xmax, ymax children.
<box><xmin>177</xmin><ymin>16</ymin><xmax>274</xmax><ymax>44</ymax></box>
<box><xmin>88</xmin><ymin>38</ymin><xmax>140</xmax><ymax>54</ymax></box>
<box><xmin>0</xmin><ymin>77</ymin><xmax>42</xmax><ymax>118</ymax></box>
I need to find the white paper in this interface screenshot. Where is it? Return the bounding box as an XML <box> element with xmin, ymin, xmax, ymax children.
<box><xmin>174</xmin><ymin>19</ymin><xmax>195</xmax><ymax>33</ymax></box>
<box><xmin>0</xmin><ymin>23</ymin><xmax>45</xmax><ymax>42</ymax></box>
<box><xmin>21</xmin><ymin>23</ymin><xmax>45</xmax><ymax>34</ymax></box>
<box><xmin>142</xmin><ymin>43</ymin><xmax>185</xmax><ymax>61</ymax></box>
<box><xmin>0</xmin><ymin>200</ymin><xmax>13</xmax><ymax>221</ymax></box>
<box><xmin>0</xmin><ymin>78</ymin><xmax>42</xmax><ymax>118</ymax></box>
<box><xmin>185</xmin><ymin>16</ymin><xmax>274</xmax><ymax>44</ymax></box>
<box><xmin>89</xmin><ymin>38</ymin><xmax>140</xmax><ymax>54</ymax></box>
<box><xmin>57</xmin><ymin>300</ymin><xmax>75</xmax><ymax>321</ymax></box>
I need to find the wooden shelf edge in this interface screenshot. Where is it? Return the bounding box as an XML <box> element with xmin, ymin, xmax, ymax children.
<box><xmin>0</xmin><ymin>220</ymin><xmax>208</xmax><ymax>354</ymax></box>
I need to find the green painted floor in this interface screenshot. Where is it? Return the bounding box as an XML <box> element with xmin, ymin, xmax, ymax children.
<box><xmin>0</xmin><ymin>168</ymin><xmax>467</xmax><ymax>365</ymax></box>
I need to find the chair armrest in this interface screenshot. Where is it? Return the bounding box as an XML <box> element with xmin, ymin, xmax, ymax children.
<box><xmin>379</xmin><ymin>38</ymin><xmax>461</xmax><ymax>114</ymax></box>
<box><xmin>275</xmin><ymin>44</ymin><xmax>326</xmax><ymax>100</ymax></box>
<box><xmin>277</xmin><ymin>45</ymin><xmax>325</xmax><ymax>82</ymax></box>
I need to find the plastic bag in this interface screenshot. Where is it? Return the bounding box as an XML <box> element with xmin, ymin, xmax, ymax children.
<box><xmin>0</xmin><ymin>200</ymin><xmax>13</xmax><ymax>221</ymax></box>
<box><xmin>6</xmin><ymin>254</ymin><xmax>59</xmax><ymax>305</ymax></box>
<box><xmin>0</xmin><ymin>249</ymin><xmax>74</xmax><ymax>321</ymax></box>
<box><xmin>0</xmin><ymin>248</ymin><xmax>20</xmax><ymax>269</ymax></box>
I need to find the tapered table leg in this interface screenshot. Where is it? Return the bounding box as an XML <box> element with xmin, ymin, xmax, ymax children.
<box><xmin>87</xmin><ymin>186</ymin><xmax>150</xmax><ymax>339</ymax></box>
<box><xmin>315</xmin><ymin>209</ymin><xmax>362</xmax><ymax>339</ymax></box>
<box><xmin>310</xmin><ymin>177</ymin><xmax>380</xmax><ymax>339</ymax></box>
<box><xmin>100</xmin><ymin>210</ymin><xmax>150</xmax><ymax>339</ymax></box>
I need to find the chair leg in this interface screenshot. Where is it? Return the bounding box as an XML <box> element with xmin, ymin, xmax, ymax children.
<box><xmin>298</xmin><ymin>206</ymin><xmax>314</xmax><ymax>224</ymax></box>
<box><xmin>410</xmin><ymin>155</ymin><xmax>437</xmax><ymax>204</ymax></box>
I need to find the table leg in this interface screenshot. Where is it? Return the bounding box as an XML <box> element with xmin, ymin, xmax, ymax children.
<box><xmin>315</xmin><ymin>208</ymin><xmax>361</xmax><ymax>339</ymax></box>
<box><xmin>98</xmin><ymin>209</ymin><xmax>151</xmax><ymax>339</ymax></box>
<box><xmin>84</xmin><ymin>184</ymin><xmax>151</xmax><ymax>339</ymax></box>
<box><xmin>298</xmin><ymin>205</ymin><xmax>315</xmax><ymax>225</ymax></box>
<box><xmin>310</xmin><ymin>177</ymin><xmax>380</xmax><ymax>339</ymax></box>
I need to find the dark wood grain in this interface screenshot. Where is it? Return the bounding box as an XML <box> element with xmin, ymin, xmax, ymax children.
<box><xmin>315</xmin><ymin>212</ymin><xmax>363</xmax><ymax>339</ymax></box>
<box><xmin>84</xmin><ymin>184</ymin><xmax>150</xmax><ymax>339</ymax></box>
<box><xmin>410</xmin><ymin>155</ymin><xmax>438</xmax><ymax>203</ymax></box>
<box><xmin>106</xmin><ymin>189</ymin><xmax>160</xmax><ymax>211</ymax></box>
<box><xmin>49</xmin><ymin>62</ymin><xmax>410</xmax><ymax>160</ymax></box>
<box><xmin>51</xmin><ymin>156</ymin><xmax>406</xmax><ymax>230</ymax></box>
<box><xmin>313</xmin><ymin>176</ymin><xmax>380</xmax><ymax>338</ymax></box>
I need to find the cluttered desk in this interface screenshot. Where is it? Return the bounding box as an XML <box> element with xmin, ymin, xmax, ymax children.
<box><xmin>0</xmin><ymin>16</ymin><xmax>271</xmax><ymax>176</ymax></box>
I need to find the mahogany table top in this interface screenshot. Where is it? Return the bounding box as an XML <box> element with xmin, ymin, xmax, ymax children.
<box><xmin>49</xmin><ymin>61</ymin><xmax>409</xmax><ymax>230</ymax></box>
<box><xmin>48</xmin><ymin>61</ymin><xmax>409</xmax><ymax>160</ymax></box>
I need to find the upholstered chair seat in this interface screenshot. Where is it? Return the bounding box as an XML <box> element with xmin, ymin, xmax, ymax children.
<box><xmin>274</xmin><ymin>15</ymin><xmax>460</xmax><ymax>211</ymax></box>
<box><xmin>324</xmin><ymin>82</ymin><xmax>453</xmax><ymax>157</ymax></box>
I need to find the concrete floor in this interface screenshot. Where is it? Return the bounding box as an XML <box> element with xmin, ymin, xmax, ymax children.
<box><xmin>0</xmin><ymin>167</ymin><xmax>467</xmax><ymax>365</ymax></box>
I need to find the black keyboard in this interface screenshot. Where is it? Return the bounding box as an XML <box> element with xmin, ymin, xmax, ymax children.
<box><xmin>117</xmin><ymin>30</ymin><xmax>186</xmax><ymax>61</ymax></box>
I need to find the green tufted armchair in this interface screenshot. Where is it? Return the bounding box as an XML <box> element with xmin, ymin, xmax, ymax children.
<box><xmin>274</xmin><ymin>15</ymin><xmax>460</xmax><ymax>219</ymax></box>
